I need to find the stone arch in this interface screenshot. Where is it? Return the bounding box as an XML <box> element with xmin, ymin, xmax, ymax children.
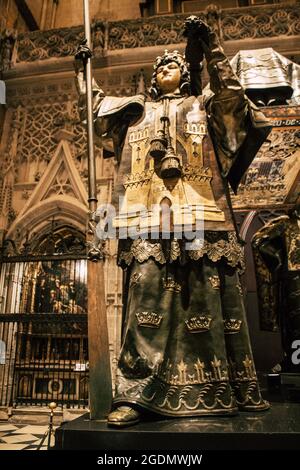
<box><xmin>6</xmin><ymin>196</ymin><xmax>87</xmax><ymax>245</ymax></box>
<box><xmin>5</xmin><ymin>139</ymin><xmax>88</xmax><ymax>246</ymax></box>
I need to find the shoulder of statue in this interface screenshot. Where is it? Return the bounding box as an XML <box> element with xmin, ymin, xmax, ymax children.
<box><xmin>97</xmin><ymin>94</ymin><xmax>146</xmax><ymax>117</ymax></box>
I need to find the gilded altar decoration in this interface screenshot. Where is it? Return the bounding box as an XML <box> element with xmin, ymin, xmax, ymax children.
<box><xmin>286</xmin><ymin>221</ymin><xmax>300</xmax><ymax>271</ymax></box>
<box><xmin>19</xmin><ymin>259</ymin><xmax>87</xmax><ymax>315</ymax></box>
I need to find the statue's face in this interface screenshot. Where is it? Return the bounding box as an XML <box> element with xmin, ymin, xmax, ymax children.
<box><xmin>156</xmin><ymin>61</ymin><xmax>181</xmax><ymax>94</ymax></box>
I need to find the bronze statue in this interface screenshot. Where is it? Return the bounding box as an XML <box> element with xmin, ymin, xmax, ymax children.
<box><xmin>75</xmin><ymin>16</ymin><xmax>271</xmax><ymax>426</ymax></box>
<box><xmin>252</xmin><ymin>205</ymin><xmax>300</xmax><ymax>373</ymax></box>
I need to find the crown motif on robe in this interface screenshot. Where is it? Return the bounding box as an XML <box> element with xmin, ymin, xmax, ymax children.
<box><xmin>185</xmin><ymin>315</ymin><xmax>212</xmax><ymax>333</ymax></box>
<box><xmin>162</xmin><ymin>277</ymin><xmax>182</xmax><ymax>293</ymax></box>
<box><xmin>223</xmin><ymin>319</ymin><xmax>242</xmax><ymax>334</ymax></box>
<box><xmin>136</xmin><ymin>311</ymin><xmax>163</xmax><ymax>328</ymax></box>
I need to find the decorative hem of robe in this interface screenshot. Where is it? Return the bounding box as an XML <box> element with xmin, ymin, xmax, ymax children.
<box><xmin>113</xmin><ymin>372</ymin><xmax>268</xmax><ymax>417</ymax></box>
<box><xmin>113</xmin><ymin>255</ymin><xmax>268</xmax><ymax>417</ymax></box>
<box><xmin>118</xmin><ymin>231</ymin><xmax>245</xmax><ymax>272</ymax></box>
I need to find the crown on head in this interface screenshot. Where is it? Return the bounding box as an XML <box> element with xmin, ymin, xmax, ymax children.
<box><xmin>150</xmin><ymin>49</ymin><xmax>191</xmax><ymax>99</ymax></box>
<box><xmin>153</xmin><ymin>49</ymin><xmax>186</xmax><ymax>72</ymax></box>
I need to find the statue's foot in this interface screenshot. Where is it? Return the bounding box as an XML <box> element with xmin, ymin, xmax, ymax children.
<box><xmin>107</xmin><ymin>406</ymin><xmax>140</xmax><ymax>428</ymax></box>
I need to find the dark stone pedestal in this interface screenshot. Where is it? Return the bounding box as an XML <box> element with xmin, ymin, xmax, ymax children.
<box><xmin>266</xmin><ymin>372</ymin><xmax>300</xmax><ymax>402</ymax></box>
<box><xmin>55</xmin><ymin>402</ymin><xmax>300</xmax><ymax>450</ymax></box>
<box><xmin>281</xmin><ymin>373</ymin><xmax>300</xmax><ymax>402</ymax></box>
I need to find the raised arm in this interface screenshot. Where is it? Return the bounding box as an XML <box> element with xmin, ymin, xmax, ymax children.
<box><xmin>184</xmin><ymin>16</ymin><xmax>271</xmax><ymax>192</ymax></box>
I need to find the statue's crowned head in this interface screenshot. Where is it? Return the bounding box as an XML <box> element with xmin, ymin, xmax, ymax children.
<box><xmin>150</xmin><ymin>50</ymin><xmax>191</xmax><ymax>99</ymax></box>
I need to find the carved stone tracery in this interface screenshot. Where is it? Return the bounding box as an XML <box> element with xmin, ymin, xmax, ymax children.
<box><xmin>0</xmin><ymin>29</ymin><xmax>17</xmax><ymax>71</ymax></box>
<box><xmin>232</xmin><ymin>126</ymin><xmax>300</xmax><ymax>208</ymax></box>
<box><xmin>222</xmin><ymin>5</ymin><xmax>300</xmax><ymax>41</ymax></box>
<box><xmin>12</xmin><ymin>4</ymin><xmax>300</xmax><ymax>64</ymax></box>
<box><xmin>16</xmin><ymin>26</ymin><xmax>86</xmax><ymax>62</ymax></box>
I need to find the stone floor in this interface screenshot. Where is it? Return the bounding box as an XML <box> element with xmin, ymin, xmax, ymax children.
<box><xmin>0</xmin><ymin>423</ymin><xmax>55</xmax><ymax>451</ymax></box>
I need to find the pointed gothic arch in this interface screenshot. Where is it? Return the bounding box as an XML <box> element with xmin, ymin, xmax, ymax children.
<box><xmin>6</xmin><ymin>196</ymin><xmax>87</xmax><ymax>245</ymax></box>
<box><xmin>6</xmin><ymin>139</ymin><xmax>88</xmax><ymax>245</ymax></box>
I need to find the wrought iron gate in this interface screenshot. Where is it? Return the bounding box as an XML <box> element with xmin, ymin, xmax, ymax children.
<box><xmin>0</xmin><ymin>226</ymin><xmax>89</xmax><ymax>409</ymax></box>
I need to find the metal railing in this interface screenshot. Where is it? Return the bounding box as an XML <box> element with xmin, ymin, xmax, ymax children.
<box><xmin>0</xmin><ymin>257</ymin><xmax>89</xmax><ymax>409</ymax></box>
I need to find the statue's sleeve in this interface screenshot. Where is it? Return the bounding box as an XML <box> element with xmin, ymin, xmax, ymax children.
<box><xmin>252</xmin><ymin>216</ymin><xmax>288</xmax><ymax>332</ymax></box>
<box><xmin>75</xmin><ymin>72</ymin><xmax>145</xmax><ymax>162</ymax></box>
<box><xmin>204</xmin><ymin>32</ymin><xmax>272</xmax><ymax>193</ymax></box>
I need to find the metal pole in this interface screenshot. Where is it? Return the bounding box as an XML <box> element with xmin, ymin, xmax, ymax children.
<box><xmin>83</xmin><ymin>0</ymin><xmax>97</xmax><ymax>213</ymax></box>
<box><xmin>82</xmin><ymin>0</ymin><xmax>112</xmax><ymax>420</ymax></box>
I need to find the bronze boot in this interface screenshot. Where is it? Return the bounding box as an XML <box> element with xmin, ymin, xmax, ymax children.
<box><xmin>107</xmin><ymin>406</ymin><xmax>140</xmax><ymax>428</ymax></box>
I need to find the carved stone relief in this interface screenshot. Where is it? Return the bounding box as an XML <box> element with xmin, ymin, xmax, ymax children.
<box><xmin>17</xmin><ymin>26</ymin><xmax>85</xmax><ymax>62</ymax></box>
<box><xmin>13</xmin><ymin>4</ymin><xmax>300</xmax><ymax>64</ymax></box>
<box><xmin>232</xmin><ymin>108</ymin><xmax>300</xmax><ymax>209</ymax></box>
<box><xmin>0</xmin><ymin>29</ymin><xmax>16</xmax><ymax>71</ymax></box>
<box><xmin>221</xmin><ymin>4</ymin><xmax>300</xmax><ymax>41</ymax></box>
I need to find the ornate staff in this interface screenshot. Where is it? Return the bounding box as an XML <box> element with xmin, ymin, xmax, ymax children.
<box><xmin>82</xmin><ymin>0</ymin><xmax>112</xmax><ymax>420</ymax></box>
